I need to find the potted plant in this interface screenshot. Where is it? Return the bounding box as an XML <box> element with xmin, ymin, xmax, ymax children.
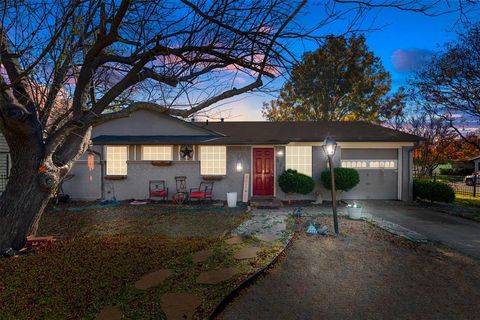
<box><xmin>320</xmin><ymin>167</ymin><xmax>360</xmax><ymax>202</ymax></box>
<box><xmin>278</xmin><ymin>169</ymin><xmax>315</xmax><ymax>204</ymax></box>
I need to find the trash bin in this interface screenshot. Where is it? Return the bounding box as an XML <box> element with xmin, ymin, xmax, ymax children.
<box><xmin>227</xmin><ymin>192</ymin><xmax>237</xmax><ymax>208</ymax></box>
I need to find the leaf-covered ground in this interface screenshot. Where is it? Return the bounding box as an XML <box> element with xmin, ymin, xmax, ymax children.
<box><xmin>0</xmin><ymin>205</ymin><xmax>286</xmax><ymax>319</ymax></box>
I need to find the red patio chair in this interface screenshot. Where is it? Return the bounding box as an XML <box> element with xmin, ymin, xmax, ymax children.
<box><xmin>149</xmin><ymin>180</ymin><xmax>168</xmax><ymax>201</ymax></box>
<box><xmin>189</xmin><ymin>181</ymin><xmax>214</xmax><ymax>202</ymax></box>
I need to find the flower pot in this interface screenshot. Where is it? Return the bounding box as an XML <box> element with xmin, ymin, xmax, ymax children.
<box><xmin>346</xmin><ymin>205</ymin><xmax>362</xmax><ymax>219</ymax></box>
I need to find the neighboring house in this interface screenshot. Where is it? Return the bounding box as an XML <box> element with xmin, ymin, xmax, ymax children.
<box><xmin>60</xmin><ymin>107</ymin><xmax>421</xmax><ymax>202</ymax></box>
<box><xmin>0</xmin><ymin>134</ymin><xmax>10</xmax><ymax>193</ymax></box>
<box><xmin>469</xmin><ymin>156</ymin><xmax>480</xmax><ymax>172</ymax></box>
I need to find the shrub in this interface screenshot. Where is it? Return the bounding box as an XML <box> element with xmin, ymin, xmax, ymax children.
<box><xmin>278</xmin><ymin>169</ymin><xmax>315</xmax><ymax>195</ymax></box>
<box><xmin>439</xmin><ymin>168</ymin><xmax>472</xmax><ymax>176</ymax></box>
<box><xmin>321</xmin><ymin>168</ymin><xmax>360</xmax><ymax>192</ymax></box>
<box><xmin>413</xmin><ymin>179</ymin><xmax>455</xmax><ymax>203</ymax></box>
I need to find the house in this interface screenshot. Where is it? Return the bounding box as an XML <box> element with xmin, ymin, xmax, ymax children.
<box><xmin>58</xmin><ymin>107</ymin><xmax>421</xmax><ymax>202</ymax></box>
<box><xmin>469</xmin><ymin>156</ymin><xmax>480</xmax><ymax>172</ymax></box>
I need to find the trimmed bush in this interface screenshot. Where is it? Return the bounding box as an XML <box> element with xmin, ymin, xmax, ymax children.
<box><xmin>321</xmin><ymin>167</ymin><xmax>360</xmax><ymax>192</ymax></box>
<box><xmin>440</xmin><ymin>167</ymin><xmax>474</xmax><ymax>176</ymax></box>
<box><xmin>278</xmin><ymin>169</ymin><xmax>315</xmax><ymax>195</ymax></box>
<box><xmin>413</xmin><ymin>179</ymin><xmax>455</xmax><ymax>203</ymax></box>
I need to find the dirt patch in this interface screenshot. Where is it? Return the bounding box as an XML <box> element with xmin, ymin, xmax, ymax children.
<box><xmin>220</xmin><ymin>217</ymin><xmax>480</xmax><ymax>320</ymax></box>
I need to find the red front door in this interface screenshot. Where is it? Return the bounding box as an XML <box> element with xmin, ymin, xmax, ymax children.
<box><xmin>253</xmin><ymin>148</ymin><xmax>274</xmax><ymax>196</ymax></box>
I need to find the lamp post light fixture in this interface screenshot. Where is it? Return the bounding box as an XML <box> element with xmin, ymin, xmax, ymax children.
<box><xmin>322</xmin><ymin>137</ymin><xmax>339</xmax><ymax>235</ymax></box>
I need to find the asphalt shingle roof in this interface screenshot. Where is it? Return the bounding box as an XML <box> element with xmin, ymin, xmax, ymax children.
<box><xmin>193</xmin><ymin>121</ymin><xmax>422</xmax><ymax>145</ymax></box>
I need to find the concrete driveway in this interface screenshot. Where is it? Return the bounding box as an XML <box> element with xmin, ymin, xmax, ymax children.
<box><xmin>359</xmin><ymin>200</ymin><xmax>480</xmax><ymax>259</ymax></box>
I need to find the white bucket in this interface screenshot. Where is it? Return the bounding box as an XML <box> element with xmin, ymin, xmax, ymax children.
<box><xmin>347</xmin><ymin>206</ymin><xmax>363</xmax><ymax>219</ymax></box>
<box><xmin>227</xmin><ymin>192</ymin><xmax>237</xmax><ymax>208</ymax></box>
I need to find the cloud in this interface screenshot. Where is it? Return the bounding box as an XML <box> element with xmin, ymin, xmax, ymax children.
<box><xmin>391</xmin><ymin>49</ymin><xmax>434</xmax><ymax>73</ymax></box>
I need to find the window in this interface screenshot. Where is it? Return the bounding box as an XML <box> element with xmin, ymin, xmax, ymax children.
<box><xmin>200</xmin><ymin>146</ymin><xmax>226</xmax><ymax>175</ymax></box>
<box><xmin>341</xmin><ymin>160</ymin><xmax>397</xmax><ymax>169</ymax></box>
<box><xmin>286</xmin><ymin>146</ymin><xmax>312</xmax><ymax>176</ymax></box>
<box><xmin>142</xmin><ymin>145</ymin><xmax>172</xmax><ymax>160</ymax></box>
<box><xmin>106</xmin><ymin>146</ymin><xmax>128</xmax><ymax>175</ymax></box>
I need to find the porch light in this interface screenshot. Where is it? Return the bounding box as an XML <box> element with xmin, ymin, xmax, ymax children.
<box><xmin>236</xmin><ymin>160</ymin><xmax>243</xmax><ymax>172</ymax></box>
<box><xmin>276</xmin><ymin>149</ymin><xmax>284</xmax><ymax>157</ymax></box>
<box><xmin>322</xmin><ymin>136</ymin><xmax>339</xmax><ymax>235</ymax></box>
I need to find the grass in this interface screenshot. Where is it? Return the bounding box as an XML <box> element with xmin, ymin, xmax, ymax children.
<box><xmin>455</xmin><ymin>194</ymin><xmax>480</xmax><ymax>208</ymax></box>
<box><xmin>0</xmin><ymin>204</ymin><xmax>287</xmax><ymax>320</ymax></box>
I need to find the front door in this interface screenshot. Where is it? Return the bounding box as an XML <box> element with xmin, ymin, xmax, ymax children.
<box><xmin>253</xmin><ymin>148</ymin><xmax>274</xmax><ymax>196</ymax></box>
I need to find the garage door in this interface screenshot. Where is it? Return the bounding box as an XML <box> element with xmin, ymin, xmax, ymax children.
<box><xmin>340</xmin><ymin>149</ymin><xmax>399</xmax><ymax>200</ymax></box>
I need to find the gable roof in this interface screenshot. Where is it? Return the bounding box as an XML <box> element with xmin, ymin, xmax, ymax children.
<box><xmin>193</xmin><ymin>121</ymin><xmax>422</xmax><ymax>145</ymax></box>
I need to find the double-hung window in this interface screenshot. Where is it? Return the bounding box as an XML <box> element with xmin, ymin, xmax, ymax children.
<box><xmin>200</xmin><ymin>146</ymin><xmax>226</xmax><ymax>175</ymax></box>
<box><xmin>105</xmin><ymin>146</ymin><xmax>128</xmax><ymax>175</ymax></box>
<box><xmin>286</xmin><ymin>146</ymin><xmax>312</xmax><ymax>176</ymax></box>
<box><xmin>142</xmin><ymin>145</ymin><xmax>172</xmax><ymax>160</ymax></box>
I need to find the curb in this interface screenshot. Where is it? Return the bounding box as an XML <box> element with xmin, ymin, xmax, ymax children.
<box><xmin>208</xmin><ymin>233</ymin><xmax>295</xmax><ymax>320</ymax></box>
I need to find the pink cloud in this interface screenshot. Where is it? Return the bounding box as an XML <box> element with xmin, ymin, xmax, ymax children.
<box><xmin>391</xmin><ymin>49</ymin><xmax>434</xmax><ymax>73</ymax></box>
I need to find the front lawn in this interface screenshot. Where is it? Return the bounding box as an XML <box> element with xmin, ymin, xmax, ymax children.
<box><xmin>0</xmin><ymin>205</ymin><xmax>285</xmax><ymax>320</ymax></box>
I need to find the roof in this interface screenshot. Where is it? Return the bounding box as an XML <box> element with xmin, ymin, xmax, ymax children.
<box><xmin>92</xmin><ymin>135</ymin><xmax>219</xmax><ymax>145</ymax></box>
<box><xmin>192</xmin><ymin>121</ymin><xmax>422</xmax><ymax>145</ymax></box>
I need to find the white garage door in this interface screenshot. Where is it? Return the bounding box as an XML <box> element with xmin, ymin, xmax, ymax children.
<box><xmin>340</xmin><ymin>149</ymin><xmax>399</xmax><ymax>200</ymax></box>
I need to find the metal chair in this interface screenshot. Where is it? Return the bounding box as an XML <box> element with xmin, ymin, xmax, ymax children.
<box><xmin>189</xmin><ymin>181</ymin><xmax>214</xmax><ymax>202</ymax></box>
<box><xmin>149</xmin><ymin>180</ymin><xmax>168</xmax><ymax>201</ymax></box>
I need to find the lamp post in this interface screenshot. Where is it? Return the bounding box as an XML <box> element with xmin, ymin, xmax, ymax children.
<box><xmin>322</xmin><ymin>137</ymin><xmax>339</xmax><ymax>235</ymax></box>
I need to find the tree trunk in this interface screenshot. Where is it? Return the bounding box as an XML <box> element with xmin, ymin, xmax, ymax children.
<box><xmin>0</xmin><ymin>167</ymin><xmax>56</xmax><ymax>250</ymax></box>
<box><xmin>0</xmin><ymin>129</ymin><xmax>59</xmax><ymax>251</ymax></box>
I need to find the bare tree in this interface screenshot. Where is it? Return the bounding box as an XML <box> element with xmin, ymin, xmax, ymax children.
<box><xmin>411</xmin><ymin>22</ymin><xmax>480</xmax><ymax>150</ymax></box>
<box><xmin>0</xmin><ymin>0</ymin><xmax>476</xmax><ymax>251</ymax></box>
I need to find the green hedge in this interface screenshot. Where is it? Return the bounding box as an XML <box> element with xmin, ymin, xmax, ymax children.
<box><xmin>413</xmin><ymin>179</ymin><xmax>455</xmax><ymax>203</ymax></box>
<box><xmin>440</xmin><ymin>168</ymin><xmax>473</xmax><ymax>176</ymax></box>
<box><xmin>321</xmin><ymin>168</ymin><xmax>359</xmax><ymax>192</ymax></box>
<box><xmin>278</xmin><ymin>169</ymin><xmax>315</xmax><ymax>195</ymax></box>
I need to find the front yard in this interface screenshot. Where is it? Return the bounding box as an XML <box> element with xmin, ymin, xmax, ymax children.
<box><xmin>0</xmin><ymin>204</ymin><xmax>287</xmax><ymax>320</ymax></box>
<box><xmin>221</xmin><ymin>216</ymin><xmax>480</xmax><ymax>319</ymax></box>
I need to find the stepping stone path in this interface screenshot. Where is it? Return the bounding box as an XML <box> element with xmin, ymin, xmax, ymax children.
<box><xmin>95</xmin><ymin>306</ymin><xmax>123</xmax><ymax>320</ymax></box>
<box><xmin>192</xmin><ymin>249</ymin><xmax>214</xmax><ymax>263</ymax></box>
<box><xmin>234</xmin><ymin>247</ymin><xmax>261</xmax><ymax>260</ymax></box>
<box><xmin>196</xmin><ymin>267</ymin><xmax>239</xmax><ymax>284</ymax></box>
<box><xmin>160</xmin><ymin>293</ymin><xmax>201</xmax><ymax>320</ymax></box>
<box><xmin>134</xmin><ymin>269</ymin><xmax>173</xmax><ymax>290</ymax></box>
<box><xmin>225</xmin><ymin>236</ymin><xmax>243</xmax><ymax>245</ymax></box>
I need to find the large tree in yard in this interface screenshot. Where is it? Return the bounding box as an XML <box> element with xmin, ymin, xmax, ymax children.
<box><xmin>0</xmin><ymin>0</ymin><xmax>475</xmax><ymax>251</ymax></box>
<box><xmin>262</xmin><ymin>34</ymin><xmax>405</xmax><ymax>122</ymax></box>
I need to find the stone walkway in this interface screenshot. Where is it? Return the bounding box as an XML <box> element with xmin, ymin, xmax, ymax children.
<box><xmin>231</xmin><ymin>209</ymin><xmax>292</xmax><ymax>243</ymax></box>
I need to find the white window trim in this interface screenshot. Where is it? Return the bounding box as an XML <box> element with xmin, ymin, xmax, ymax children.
<box><xmin>105</xmin><ymin>145</ymin><xmax>129</xmax><ymax>176</ymax></box>
<box><xmin>141</xmin><ymin>145</ymin><xmax>173</xmax><ymax>161</ymax></box>
<box><xmin>199</xmin><ymin>145</ymin><xmax>227</xmax><ymax>176</ymax></box>
<box><xmin>341</xmin><ymin>159</ymin><xmax>398</xmax><ymax>170</ymax></box>
<box><xmin>285</xmin><ymin>146</ymin><xmax>313</xmax><ymax>177</ymax></box>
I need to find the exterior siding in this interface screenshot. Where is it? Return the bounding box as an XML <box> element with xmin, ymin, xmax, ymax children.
<box><xmin>0</xmin><ymin>134</ymin><xmax>9</xmax><ymax>192</ymax></box>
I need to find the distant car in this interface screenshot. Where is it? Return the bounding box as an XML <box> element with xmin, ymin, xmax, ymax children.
<box><xmin>465</xmin><ymin>173</ymin><xmax>479</xmax><ymax>186</ymax></box>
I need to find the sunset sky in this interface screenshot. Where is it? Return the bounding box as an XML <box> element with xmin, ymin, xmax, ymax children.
<box><xmin>212</xmin><ymin>3</ymin><xmax>479</xmax><ymax>121</ymax></box>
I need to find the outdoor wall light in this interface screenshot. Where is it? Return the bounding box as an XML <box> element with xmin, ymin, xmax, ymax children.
<box><xmin>322</xmin><ymin>136</ymin><xmax>339</xmax><ymax>235</ymax></box>
<box><xmin>276</xmin><ymin>149</ymin><xmax>284</xmax><ymax>156</ymax></box>
<box><xmin>236</xmin><ymin>160</ymin><xmax>243</xmax><ymax>172</ymax></box>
